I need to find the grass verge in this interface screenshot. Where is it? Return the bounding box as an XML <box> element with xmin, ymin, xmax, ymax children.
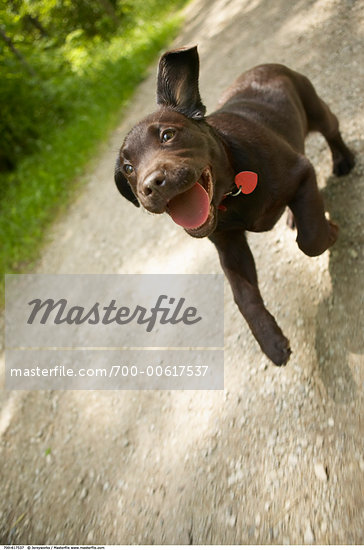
<box><xmin>0</xmin><ymin>6</ymin><xmax>186</xmax><ymax>305</ymax></box>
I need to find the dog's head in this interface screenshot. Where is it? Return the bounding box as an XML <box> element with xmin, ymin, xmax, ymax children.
<box><xmin>115</xmin><ymin>46</ymin><xmax>225</xmax><ymax>238</ymax></box>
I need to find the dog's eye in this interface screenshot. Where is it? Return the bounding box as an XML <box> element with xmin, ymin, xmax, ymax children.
<box><xmin>123</xmin><ymin>164</ymin><xmax>134</xmax><ymax>175</ymax></box>
<box><xmin>161</xmin><ymin>129</ymin><xmax>176</xmax><ymax>143</ymax></box>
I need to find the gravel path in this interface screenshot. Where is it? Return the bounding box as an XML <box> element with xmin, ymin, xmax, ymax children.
<box><xmin>1</xmin><ymin>0</ymin><xmax>363</xmax><ymax>544</ymax></box>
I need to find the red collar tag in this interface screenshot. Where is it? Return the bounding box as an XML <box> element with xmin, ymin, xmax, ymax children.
<box><xmin>235</xmin><ymin>171</ymin><xmax>258</xmax><ymax>194</ymax></box>
<box><xmin>218</xmin><ymin>171</ymin><xmax>258</xmax><ymax>211</ymax></box>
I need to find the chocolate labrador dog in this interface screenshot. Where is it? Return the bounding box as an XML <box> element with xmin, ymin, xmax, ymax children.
<box><xmin>114</xmin><ymin>46</ymin><xmax>354</xmax><ymax>366</ymax></box>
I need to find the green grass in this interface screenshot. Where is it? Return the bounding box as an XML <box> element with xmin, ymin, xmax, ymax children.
<box><xmin>0</xmin><ymin>4</ymin><xmax>186</xmax><ymax>304</ymax></box>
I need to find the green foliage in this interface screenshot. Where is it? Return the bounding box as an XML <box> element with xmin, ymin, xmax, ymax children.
<box><xmin>0</xmin><ymin>0</ymin><xmax>186</xmax><ymax>172</ymax></box>
<box><xmin>0</xmin><ymin>0</ymin><xmax>187</xmax><ymax>298</ymax></box>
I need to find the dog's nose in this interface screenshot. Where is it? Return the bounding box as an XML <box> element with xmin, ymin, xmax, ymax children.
<box><xmin>142</xmin><ymin>170</ymin><xmax>166</xmax><ymax>196</ymax></box>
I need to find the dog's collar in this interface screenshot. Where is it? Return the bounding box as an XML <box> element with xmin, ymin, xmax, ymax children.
<box><xmin>219</xmin><ymin>171</ymin><xmax>258</xmax><ymax>211</ymax></box>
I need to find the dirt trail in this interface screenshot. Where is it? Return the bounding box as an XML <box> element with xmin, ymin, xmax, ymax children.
<box><xmin>1</xmin><ymin>0</ymin><xmax>363</xmax><ymax>544</ymax></box>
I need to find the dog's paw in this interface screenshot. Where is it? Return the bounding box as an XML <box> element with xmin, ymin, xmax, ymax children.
<box><xmin>333</xmin><ymin>150</ymin><xmax>355</xmax><ymax>176</ymax></box>
<box><xmin>264</xmin><ymin>333</ymin><xmax>291</xmax><ymax>367</ymax></box>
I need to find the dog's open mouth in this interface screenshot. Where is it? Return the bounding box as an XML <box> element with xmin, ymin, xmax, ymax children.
<box><xmin>166</xmin><ymin>167</ymin><xmax>214</xmax><ymax>233</ymax></box>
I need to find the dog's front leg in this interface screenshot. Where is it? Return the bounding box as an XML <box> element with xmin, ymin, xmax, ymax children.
<box><xmin>210</xmin><ymin>230</ymin><xmax>291</xmax><ymax>366</ymax></box>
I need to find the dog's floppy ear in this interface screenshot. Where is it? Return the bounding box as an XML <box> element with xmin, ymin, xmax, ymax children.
<box><xmin>114</xmin><ymin>157</ymin><xmax>139</xmax><ymax>207</ymax></box>
<box><xmin>157</xmin><ymin>45</ymin><xmax>206</xmax><ymax>120</ymax></box>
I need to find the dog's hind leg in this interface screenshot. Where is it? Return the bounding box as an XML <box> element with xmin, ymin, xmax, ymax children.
<box><xmin>295</xmin><ymin>72</ymin><xmax>355</xmax><ymax>176</ymax></box>
<box><xmin>209</xmin><ymin>230</ymin><xmax>291</xmax><ymax>366</ymax></box>
<box><xmin>289</xmin><ymin>160</ymin><xmax>338</xmax><ymax>257</ymax></box>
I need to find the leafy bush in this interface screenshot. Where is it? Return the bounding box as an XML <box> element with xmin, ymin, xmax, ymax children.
<box><xmin>0</xmin><ymin>0</ymin><xmax>186</xmax><ymax>174</ymax></box>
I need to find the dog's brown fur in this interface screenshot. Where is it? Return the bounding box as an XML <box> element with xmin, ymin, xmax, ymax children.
<box><xmin>115</xmin><ymin>46</ymin><xmax>355</xmax><ymax>365</ymax></box>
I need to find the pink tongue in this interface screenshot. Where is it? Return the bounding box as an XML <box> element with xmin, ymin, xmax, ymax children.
<box><xmin>168</xmin><ymin>182</ymin><xmax>210</xmax><ymax>229</ymax></box>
